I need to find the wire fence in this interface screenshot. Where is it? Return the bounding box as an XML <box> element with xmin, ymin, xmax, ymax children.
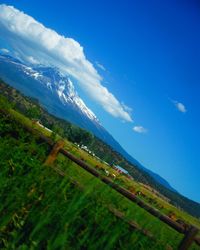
<box><xmin>43</xmin><ymin>139</ymin><xmax>200</xmax><ymax>250</ymax></box>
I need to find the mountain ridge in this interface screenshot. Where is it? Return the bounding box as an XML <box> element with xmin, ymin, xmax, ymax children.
<box><xmin>0</xmin><ymin>53</ymin><xmax>176</xmax><ymax>193</ymax></box>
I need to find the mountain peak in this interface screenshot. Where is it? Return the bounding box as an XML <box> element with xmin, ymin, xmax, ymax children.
<box><xmin>56</xmin><ymin>76</ymin><xmax>99</xmax><ymax>124</ymax></box>
<box><xmin>0</xmin><ymin>54</ymin><xmax>99</xmax><ymax>124</ymax></box>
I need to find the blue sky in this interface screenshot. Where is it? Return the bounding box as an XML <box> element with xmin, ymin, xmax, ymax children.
<box><xmin>0</xmin><ymin>0</ymin><xmax>199</xmax><ymax>202</ymax></box>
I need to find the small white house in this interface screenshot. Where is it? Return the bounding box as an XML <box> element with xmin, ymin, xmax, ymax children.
<box><xmin>32</xmin><ymin>119</ymin><xmax>52</xmax><ymax>133</ymax></box>
<box><xmin>113</xmin><ymin>165</ymin><xmax>129</xmax><ymax>175</ymax></box>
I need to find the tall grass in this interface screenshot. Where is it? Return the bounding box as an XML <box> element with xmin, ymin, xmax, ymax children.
<box><xmin>0</xmin><ymin>113</ymin><xmax>199</xmax><ymax>249</ymax></box>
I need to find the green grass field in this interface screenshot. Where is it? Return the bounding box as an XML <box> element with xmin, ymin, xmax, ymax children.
<box><xmin>8</xmin><ymin>106</ymin><xmax>200</xmax><ymax>229</ymax></box>
<box><xmin>0</xmin><ymin>102</ymin><xmax>200</xmax><ymax>249</ymax></box>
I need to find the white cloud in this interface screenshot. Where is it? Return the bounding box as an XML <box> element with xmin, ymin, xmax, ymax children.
<box><xmin>133</xmin><ymin>126</ymin><xmax>147</xmax><ymax>133</ymax></box>
<box><xmin>0</xmin><ymin>4</ymin><xmax>132</xmax><ymax>122</ymax></box>
<box><xmin>173</xmin><ymin>100</ymin><xmax>187</xmax><ymax>113</ymax></box>
<box><xmin>96</xmin><ymin>61</ymin><xmax>106</xmax><ymax>71</ymax></box>
<box><xmin>0</xmin><ymin>48</ymin><xmax>9</xmax><ymax>53</ymax></box>
<box><xmin>121</xmin><ymin>102</ymin><xmax>133</xmax><ymax>115</ymax></box>
<box><xmin>25</xmin><ymin>55</ymin><xmax>39</xmax><ymax>64</ymax></box>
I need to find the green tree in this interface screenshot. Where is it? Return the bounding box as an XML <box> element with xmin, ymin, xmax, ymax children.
<box><xmin>26</xmin><ymin>106</ymin><xmax>41</xmax><ymax>119</ymax></box>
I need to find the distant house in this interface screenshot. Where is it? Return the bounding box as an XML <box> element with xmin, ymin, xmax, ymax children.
<box><xmin>32</xmin><ymin>119</ymin><xmax>52</xmax><ymax>133</ymax></box>
<box><xmin>113</xmin><ymin>165</ymin><xmax>129</xmax><ymax>175</ymax></box>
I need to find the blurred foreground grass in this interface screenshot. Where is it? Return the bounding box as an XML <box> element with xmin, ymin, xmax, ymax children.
<box><xmin>0</xmin><ymin>108</ymin><xmax>199</xmax><ymax>249</ymax></box>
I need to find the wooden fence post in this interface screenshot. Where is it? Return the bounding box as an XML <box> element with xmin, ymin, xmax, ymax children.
<box><xmin>44</xmin><ymin>140</ymin><xmax>64</xmax><ymax>165</ymax></box>
<box><xmin>178</xmin><ymin>226</ymin><xmax>199</xmax><ymax>250</ymax></box>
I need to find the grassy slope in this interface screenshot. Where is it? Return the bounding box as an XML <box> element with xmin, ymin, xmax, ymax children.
<box><xmin>0</xmin><ymin>79</ymin><xmax>200</xmax><ymax>220</ymax></box>
<box><xmin>10</xmin><ymin>106</ymin><xmax>200</xmax><ymax>230</ymax></box>
<box><xmin>0</xmin><ymin>103</ymin><xmax>171</xmax><ymax>249</ymax></box>
<box><xmin>0</xmin><ymin>97</ymin><xmax>200</xmax><ymax>249</ymax></box>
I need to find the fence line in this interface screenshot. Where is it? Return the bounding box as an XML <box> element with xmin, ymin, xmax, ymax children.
<box><xmin>1</xmin><ymin>108</ymin><xmax>199</xmax><ymax>250</ymax></box>
<box><xmin>46</xmin><ymin>158</ymin><xmax>156</xmax><ymax>241</ymax></box>
<box><xmin>42</xmin><ymin>138</ymin><xmax>200</xmax><ymax>249</ymax></box>
<box><xmin>57</xmin><ymin>140</ymin><xmax>200</xmax><ymax>249</ymax></box>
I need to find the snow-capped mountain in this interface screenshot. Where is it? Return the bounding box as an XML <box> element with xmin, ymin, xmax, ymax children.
<box><xmin>25</xmin><ymin>65</ymin><xmax>99</xmax><ymax>123</ymax></box>
<box><xmin>0</xmin><ymin>54</ymin><xmax>99</xmax><ymax>124</ymax></box>
<box><xmin>0</xmin><ymin>53</ymin><xmax>119</xmax><ymax>150</ymax></box>
<box><xmin>0</xmin><ymin>53</ymin><xmax>176</xmax><ymax>192</ymax></box>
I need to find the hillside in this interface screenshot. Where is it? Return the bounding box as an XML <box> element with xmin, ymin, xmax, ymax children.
<box><xmin>0</xmin><ymin>82</ymin><xmax>200</xmax><ymax>249</ymax></box>
<box><xmin>0</xmin><ymin>79</ymin><xmax>200</xmax><ymax>219</ymax></box>
<box><xmin>0</xmin><ymin>53</ymin><xmax>177</xmax><ymax>191</ymax></box>
<box><xmin>1</xmin><ymin>83</ymin><xmax>200</xmax><ymax>249</ymax></box>
<box><xmin>0</xmin><ymin>108</ymin><xmax>159</xmax><ymax>249</ymax></box>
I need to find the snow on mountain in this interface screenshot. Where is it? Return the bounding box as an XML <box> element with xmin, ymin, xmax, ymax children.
<box><xmin>59</xmin><ymin>78</ymin><xmax>99</xmax><ymax>122</ymax></box>
<box><xmin>0</xmin><ymin>54</ymin><xmax>99</xmax><ymax>124</ymax></box>
<box><xmin>0</xmin><ymin>53</ymin><xmax>178</xmax><ymax>193</ymax></box>
<box><xmin>30</xmin><ymin>67</ymin><xmax>99</xmax><ymax>123</ymax></box>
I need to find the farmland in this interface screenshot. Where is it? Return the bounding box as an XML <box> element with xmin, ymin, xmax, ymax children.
<box><xmin>0</xmin><ymin>89</ymin><xmax>200</xmax><ymax>249</ymax></box>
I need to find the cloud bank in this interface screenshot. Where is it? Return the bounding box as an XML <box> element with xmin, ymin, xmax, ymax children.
<box><xmin>133</xmin><ymin>126</ymin><xmax>147</xmax><ymax>133</ymax></box>
<box><xmin>0</xmin><ymin>4</ymin><xmax>132</xmax><ymax>122</ymax></box>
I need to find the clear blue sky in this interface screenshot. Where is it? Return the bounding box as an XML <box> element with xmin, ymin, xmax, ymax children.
<box><xmin>0</xmin><ymin>0</ymin><xmax>200</xmax><ymax>202</ymax></box>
